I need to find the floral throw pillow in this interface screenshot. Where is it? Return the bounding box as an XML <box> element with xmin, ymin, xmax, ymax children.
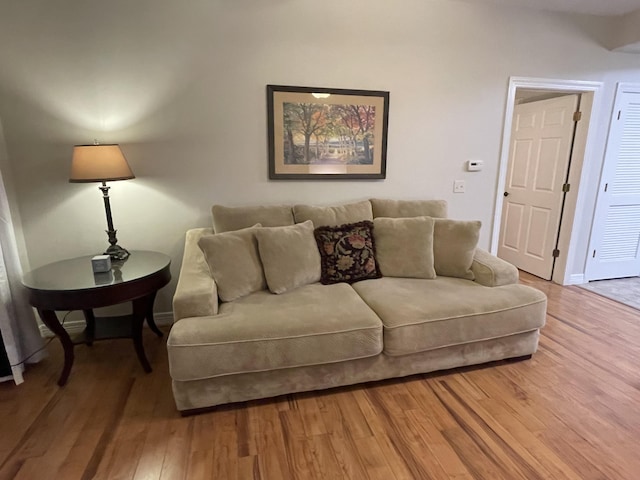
<box><xmin>313</xmin><ymin>221</ymin><xmax>382</xmax><ymax>285</ymax></box>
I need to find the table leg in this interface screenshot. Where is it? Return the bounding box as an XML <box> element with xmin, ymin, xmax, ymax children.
<box><xmin>83</xmin><ymin>309</ymin><xmax>96</xmax><ymax>346</ymax></box>
<box><xmin>38</xmin><ymin>309</ymin><xmax>74</xmax><ymax>386</ymax></box>
<box><xmin>132</xmin><ymin>295</ymin><xmax>152</xmax><ymax>373</ymax></box>
<box><xmin>145</xmin><ymin>290</ymin><xmax>163</xmax><ymax>338</ymax></box>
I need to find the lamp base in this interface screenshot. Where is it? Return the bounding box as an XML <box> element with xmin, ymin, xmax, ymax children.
<box><xmin>104</xmin><ymin>244</ymin><xmax>130</xmax><ymax>261</ymax></box>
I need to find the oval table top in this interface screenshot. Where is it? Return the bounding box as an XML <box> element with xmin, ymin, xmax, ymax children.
<box><xmin>22</xmin><ymin>251</ymin><xmax>171</xmax><ymax>310</ymax></box>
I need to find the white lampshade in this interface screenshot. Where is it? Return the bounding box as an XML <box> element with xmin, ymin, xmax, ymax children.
<box><xmin>69</xmin><ymin>144</ymin><xmax>135</xmax><ymax>183</ymax></box>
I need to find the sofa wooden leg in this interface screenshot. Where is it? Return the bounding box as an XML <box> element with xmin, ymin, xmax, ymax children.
<box><xmin>506</xmin><ymin>354</ymin><xmax>533</xmax><ymax>362</ymax></box>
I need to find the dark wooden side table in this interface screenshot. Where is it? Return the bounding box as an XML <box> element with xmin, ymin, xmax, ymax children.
<box><xmin>22</xmin><ymin>251</ymin><xmax>171</xmax><ymax>386</ymax></box>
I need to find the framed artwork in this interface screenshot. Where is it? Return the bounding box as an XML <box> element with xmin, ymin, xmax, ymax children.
<box><xmin>267</xmin><ymin>85</ymin><xmax>389</xmax><ymax>180</ymax></box>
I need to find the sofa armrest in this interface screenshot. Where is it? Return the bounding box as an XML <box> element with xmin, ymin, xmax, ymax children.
<box><xmin>471</xmin><ymin>249</ymin><xmax>519</xmax><ymax>287</ymax></box>
<box><xmin>173</xmin><ymin>227</ymin><xmax>219</xmax><ymax>321</ymax></box>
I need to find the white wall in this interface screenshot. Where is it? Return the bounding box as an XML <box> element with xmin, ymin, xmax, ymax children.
<box><xmin>0</xmin><ymin>0</ymin><xmax>639</xmax><ymax>311</ymax></box>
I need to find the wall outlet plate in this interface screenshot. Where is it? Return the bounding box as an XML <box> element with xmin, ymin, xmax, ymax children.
<box><xmin>453</xmin><ymin>180</ymin><xmax>465</xmax><ymax>193</ymax></box>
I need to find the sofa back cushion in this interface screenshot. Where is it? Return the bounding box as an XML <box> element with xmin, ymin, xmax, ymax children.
<box><xmin>433</xmin><ymin>219</ymin><xmax>481</xmax><ymax>280</ymax></box>
<box><xmin>314</xmin><ymin>221</ymin><xmax>382</xmax><ymax>284</ymax></box>
<box><xmin>212</xmin><ymin>204</ymin><xmax>294</xmax><ymax>233</ymax></box>
<box><xmin>293</xmin><ymin>200</ymin><xmax>373</xmax><ymax>227</ymax></box>
<box><xmin>198</xmin><ymin>225</ymin><xmax>266</xmax><ymax>302</ymax></box>
<box><xmin>370</xmin><ymin>198</ymin><xmax>448</xmax><ymax>219</ymax></box>
<box><xmin>255</xmin><ymin>221</ymin><xmax>321</xmax><ymax>294</ymax></box>
<box><xmin>374</xmin><ymin>217</ymin><xmax>436</xmax><ymax>279</ymax></box>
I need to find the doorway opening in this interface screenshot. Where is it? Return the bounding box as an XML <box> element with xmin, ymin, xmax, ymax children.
<box><xmin>491</xmin><ymin>78</ymin><xmax>604</xmax><ymax>285</ymax></box>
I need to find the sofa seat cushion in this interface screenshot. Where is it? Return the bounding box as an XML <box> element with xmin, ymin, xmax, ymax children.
<box><xmin>167</xmin><ymin>283</ymin><xmax>383</xmax><ymax>381</ymax></box>
<box><xmin>352</xmin><ymin>277</ymin><xmax>546</xmax><ymax>356</ymax></box>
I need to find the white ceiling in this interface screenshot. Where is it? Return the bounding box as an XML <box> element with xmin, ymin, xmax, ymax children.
<box><xmin>473</xmin><ymin>0</ymin><xmax>640</xmax><ymax>16</ymax></box>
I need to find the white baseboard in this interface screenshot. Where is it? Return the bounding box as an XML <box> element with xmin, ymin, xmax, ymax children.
<box><xmin>568</xmin><ymin>274</ymin><xmax>586</xmax><ymax>285</ymax></box>
<box><xmin>39</xmin><ymin>311</ymin><xmax>174</xmax><ymax>338</ymax></box>
<box><xmin>154</xmin><ymin>312</ymin><xmax>174</xmax><ymax>325</ymax></box>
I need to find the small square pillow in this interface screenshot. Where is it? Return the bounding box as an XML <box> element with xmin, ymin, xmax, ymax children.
<box><xmin>374</xmin><ymin>216</ymin><xmax>436</xmax><ymax>278</ymax></box>
<box><xmin>433</xmin><ymin>219</ymin><xmax>481</xmax><ymax>280</ymax></box>
<box><xmin>314</xmin><ymin>221</ymin><xmax>382</xmax><ymax>285</ymax></box>
<box><xmin>255</xmin><ymin>221</ymin><xmax>321</xmax><ymax>294</ymax></box>
<box><xmin>198</xmin><ymin>224</ymin><xmax>266</xmax><ymax>302</ymax></box>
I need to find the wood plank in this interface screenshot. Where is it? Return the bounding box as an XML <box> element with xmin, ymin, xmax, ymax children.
<box><xmin>249</xmin><ymin>400</ymin><xmax>287</xmax><ymax>480</ymax></box>
<box><xmin>2</xmin><ymin>275</ymin><xmax>640</xmax><ymax>478</ymax></box>
<box><xmin>212</xmin><ymin>407</ymin><xmax>240</xmax><ymax>479</ymax></box>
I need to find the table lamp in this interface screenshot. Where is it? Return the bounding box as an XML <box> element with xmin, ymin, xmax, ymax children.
<box><xmin>69</xmin><ymin>143</ymin><xmax>134</xmax><ymax>261</ymax></box>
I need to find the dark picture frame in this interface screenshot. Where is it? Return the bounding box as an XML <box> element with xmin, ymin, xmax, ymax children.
<box><xmin>267</xmin><ymin>85</ymin><xmax>389</xmax><ymax>180</ymax></box>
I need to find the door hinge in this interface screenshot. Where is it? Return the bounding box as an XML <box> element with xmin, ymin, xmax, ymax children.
<box><xmin>552</xmin><ymin>249</ymin><xmax>560</xmax><ymax>258</ymax></box>
<box><xmin>562</xmin><ymin>183</ymin><xmax>571</xmax><ymax>193</ymax></box>
<box><xmin>573</xmin><ymin>111</ymin><xmax>582</xmax><ymax>122</ymax></box>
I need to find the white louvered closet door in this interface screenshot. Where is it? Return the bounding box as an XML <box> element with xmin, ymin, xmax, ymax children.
<box><xmin>586</xmin><ymin>84</ymin><xmax>640</xmax><ymax>281</ymax></box>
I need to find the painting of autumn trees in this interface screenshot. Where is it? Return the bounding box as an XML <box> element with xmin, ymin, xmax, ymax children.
<box><xmin>268</xmin><ymin>85</ymin><xmax>389</xmax><ymax>179</ymax></box>
<box><xmin>282</xmin><ymin>102</ymin><xmax>377</xmax><ymax>166</ymax></box>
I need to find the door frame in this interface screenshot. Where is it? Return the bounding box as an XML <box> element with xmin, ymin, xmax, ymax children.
<box><xmin>491</xmin><ymin>77</ymin><xmax>604</xmax><ymax>285</ymax></box>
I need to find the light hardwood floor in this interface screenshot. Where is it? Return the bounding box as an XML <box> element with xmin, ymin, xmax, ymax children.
<box><xmin>2</xmin><ymin>273</ymin><xmax>640</xmax><ymax>479</ymax></box>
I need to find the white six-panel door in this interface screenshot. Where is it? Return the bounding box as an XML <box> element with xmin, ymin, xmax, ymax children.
<box><xmin>498</xmin><ymin>94</ymin><xmax>579</xmax><ymax>280</ymax></box>
<box><xmin>586</xmin><ymin>84</ymin><xmax>640</xmax><ymax>281</ymax></box>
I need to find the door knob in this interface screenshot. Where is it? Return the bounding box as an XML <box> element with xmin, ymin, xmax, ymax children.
<box><xmin>504</xmin><ymin>192</ymin><xmax>510</xmax><ymax>197</ymax></box>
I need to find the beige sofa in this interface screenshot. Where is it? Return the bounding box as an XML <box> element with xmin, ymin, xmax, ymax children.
<box><xmin>167</xmin><ymin>199</ymin><xmax>547</xmax><ymax>412</ymax></box>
